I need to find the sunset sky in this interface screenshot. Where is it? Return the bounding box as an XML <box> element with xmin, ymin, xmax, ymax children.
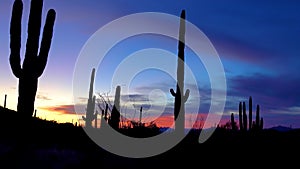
<box><xmin>0</xmin><ymin>0</ymin><xmax>300</xmax><ymax>129</ymax></box>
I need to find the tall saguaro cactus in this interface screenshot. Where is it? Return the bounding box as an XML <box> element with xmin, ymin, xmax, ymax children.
<box><xmin>238</xmin><ymin>102</ymin><xmax>243</xmax><ymax>130</ymax></box>
<box><xmin>242</xmin><ymin>102</ymin><xmax>247</xmax><ymax>131</ymax></box>
<box><xmin>10</xmin><ymin>0</ymin><xmax>56</xmax><ymax>117</ymax></box>
<box><xmin>82</xmin><ymin>68</ymin><xmax>97</xmax><ymax>128</ymax></box>
<box><xmin>170</xmin><ymin>10</ymin><xmax>190</xmax><ymax>134</ymax></box>
<box><xmin>249</xmin><ymin>96</ymin><xmax>252</xmax><ymax>130</ymax></box>
<box><xmin>109</xmin><ymin>86</ymin><xmax>121</xmax><ymax>130</ymax></box>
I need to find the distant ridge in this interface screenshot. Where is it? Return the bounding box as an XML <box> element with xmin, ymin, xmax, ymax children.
<box><xmin>268</xmin><ymin>125</ymin><xmax>293</xmax><ymax>132</ymax></box>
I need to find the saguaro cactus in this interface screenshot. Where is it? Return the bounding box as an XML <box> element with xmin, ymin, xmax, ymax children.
<box><xmin>230</xmin><ymin>113</ymin><xmax>236</xmax><ymax>130</ymax></box>
<box><xmin>260</xmin><ymin>117</ymin><xmax>264</xmax><ymax>130</ymax></box>
<box><xmin>255</xmin><ymin>104</ymin><xmax>263</xmax><ymax>130</ymax></box>
<box><xmin>239</xmin><ymin>102</ymin><xmax>243</xmax><ymax>130</ymax></box>
<box><xmin>109</xmin><ymin>86</ymin><xmax>121</xmax><ymax>130</ymax></box>
<box><xmin>242</xmin><ymin>102</ymin><xmax>247</xmax><ymax>130</ymax></box>
<box><xmin>170</xmin><ymin>10</ymin><xmax>190</xmax><ymax>134</ymax></box>
<box><xmin>82</xmin><ymin>68</ymin><xmax>97</xmax><ymax>128</ymax></box>
<box><xmin>10</xmin><ymin>0</ymin><xmax>56</xmax><ymax>117</ymax></box>
<box><xmin>249</xmin><ymin>96</ymin><xmax>252</xmax><ymax>130</ymax></box>
<box><xmin>4</xmin><ymin>94</ymin><xmax>7</xmax><ymax>108</ymax></box>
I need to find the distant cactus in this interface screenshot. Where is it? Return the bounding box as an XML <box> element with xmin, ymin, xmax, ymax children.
<box><xmin>33</xmin><ymin>109</ymin><xmax>37</xmax><ymax>118</ymax></box>
<box><xmin>243</xmin><ymin>102</ymin><xmax>247</xmax><ymax>131</ymax></box>
<box><xmin>4</xmin><ymin>94</ymin><xmax>7</xmax><ymax>108</ymax></box>
<box><xmin>260</xmin><ymin>117</ymin><xmax>264</xmax><ymax>130</ymax></box>
<box><xmin>109</xmin><ymin>86</ymin><xmax>121</xmax><ymax>130</ymax></box>
<box><xmin>139</xmin><ymin>106</ymin><xmax>143</xmax><ymax>126</ymax></box>
<box><xmin>249</xmin><ymin>96</ymin><xmax>252</xmax><ymax>130</ymax></box>
<box><xmin>94</xmin><ymin>110</ymin><xmax>98</xmax><ymax>128</ymax></box>
<box><xmin>104</xmin><ymin>103</ymin><xmax>108</xmax><ymax>122</ymax></box>
<box><xmin>230</xmin><ymin>113</ymin><xmax>237</xmax><ymax>131</ymax></box>
<box><xmin>170</xmin><ymin>10</ymin><xmax>190</xmax><ymax>134</ymax></box>
<box><xmin>254</xmin><ymin>104</ymin><xmax>264</xmax><ymax>130</ymax></box>
<box><xmin>9</xmin><ymin>0</ymin><xmax>56</xmax><ymax>117</ymax></box>
<box><xmin>239</xmin><ymin>102</ymin><xmax>243</xmax><ymax>130</ymax></box>
<box><xmin>256</xmin><ymin>104</ymin><xmax>260</xmax><ymax>129</ymax></box>
<box><xmin>238</xmin><ymin>98</ymin><xmax>264</xmax><ymax>131</ymax></box>
<box><xmin>100</xmin><ymin>103</ymin><xmax>109</xmax><ymax>129</ymax></box>
<box><xmin>82</xmin><ymin>68</ymin><xmax>97</xmax><ymax>128</ymax></box>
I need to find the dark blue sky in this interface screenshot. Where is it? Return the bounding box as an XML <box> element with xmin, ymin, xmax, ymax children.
<box><xmin>0</xmin><ymin>0</ymin><xmax>300</xmax><ymax>128</ymax></box>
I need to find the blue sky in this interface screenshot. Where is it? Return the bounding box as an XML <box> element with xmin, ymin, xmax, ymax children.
<box><xmin>0</xmin><ymin>0</ymin><xmax>300</xmax><ymax>128</ymax></box>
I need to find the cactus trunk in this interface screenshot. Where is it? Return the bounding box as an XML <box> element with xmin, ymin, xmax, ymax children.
<box><xmin>95</xmin><ymin>111</ymin><xmax>98</xmax><ymax>128</ymax></box>
<box><xmin>231</xmin><ymin>113</ymin><xmax>235</xmax><ymax>130</ymax></box>
<box><xmin>239</xmin><ymin>102</ymin><xmax>243</xmax><ymax>130</ymax></box>
<box><xmin>170</xmin><ymin>10</ymin><xmax>190</xmax><ymax>135</ymax></box>
<box><xmin>243</xmin><ymin>102</ymin><xmax>247</xmax><ymax>131</ymax></box>
<box><xmin>260</xmin><ymin>117</ymin><xmax>264</xmax><ymax>130</ymax></box>
<box><xmin>109</xmin><ymin>86</ymin><xmax>121</xmax><ymax>130</ymax></box>
<box><xmin>9</xmin><ymin>0</ymin><xmax>56</xmax><ymax>117</ymax></box>
<box><xmin>249</xmin><ymin>96</ymin><xmax>252</xmax><ymax>130</ymax></box>
<box><xmin>82</xmin><ymin>68</ymin><xmax>97</xmax><ymax>128</ymax></box>
<box><xmin>256</xmin><ymin>104</ymin><xmax>260</xmax><ymax>129</ymax></box>
<box><xmin>4</xmin><ymin>94</ymin><xmax>7</xmax><ymax>108</ymax></box>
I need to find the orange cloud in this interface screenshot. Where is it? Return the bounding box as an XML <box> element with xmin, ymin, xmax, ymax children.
<box><xmin>41</xmin><ymin>105</ymin><xmax>75</xmax><ymax>115</ymax></box>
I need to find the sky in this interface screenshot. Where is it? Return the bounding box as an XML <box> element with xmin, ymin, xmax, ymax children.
<box><xmin>0</xmin><ymin>0</ymin><xmax>300</xmax><ymax>129</ymax></box>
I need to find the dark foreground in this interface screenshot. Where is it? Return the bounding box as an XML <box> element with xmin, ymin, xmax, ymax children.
<box><xmin>1</xmin><ymin>107</ymin><xmax>300</xmax><ymax>169</ymax></box>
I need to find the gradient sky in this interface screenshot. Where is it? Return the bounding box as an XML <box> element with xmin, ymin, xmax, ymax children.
<box><xmin>1</xmin><ymin>0</ymin><xmax>300</xmax><ymax>128</ymax></box>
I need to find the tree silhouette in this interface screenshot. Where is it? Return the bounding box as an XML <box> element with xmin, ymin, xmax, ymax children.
<box><xmin>9</xmin><ymin>0</ymin><xmax>56</xmax><ymax>118</ymax></box>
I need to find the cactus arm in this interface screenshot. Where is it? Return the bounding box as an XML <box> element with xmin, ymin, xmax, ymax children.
<box><xmin>9</xmin><ymin>0</ymin><xmax>23</xmax><ymax>78</ymax></box>
<box><xmin>183</xmin><ymin>89</ymin><xmax>190</xmax><ymax>103</ymax></box>
<box><xmin>170</xmin><ymin>88</ymin><xmax>176</xmax><ymax>97</ymax></box>
<box><xmin>24</xmin><ymin>0</ymin><xmax>43</xmax><ymax>63</ymax></box>
<box><xmin>36</xmin><ymin>9</ymin><xmax>56</xmax><ymax>77</ymax></box>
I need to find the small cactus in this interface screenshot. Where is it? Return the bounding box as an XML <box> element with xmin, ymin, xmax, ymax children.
<box><xmin>4</xmin><ymin>94</ymin><xmax>7</xmax><ymax>108</ymax></box>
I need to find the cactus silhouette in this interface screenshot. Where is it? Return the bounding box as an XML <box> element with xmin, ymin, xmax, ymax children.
<box><xmin>4</xmin><ymin>94</ymin><xmax>7</xmax><ymax>108</ymax></box>
<box><xmin>238</xmin><ymin>98</ymin><xmax>264</xmax><ymax>131</ymax></box>
<box><xmin>100</xmin><ymin>103</ymin><xmax>109</xmax><ymax>129</ymax></box>
<box><xmin>260</xmin><ymin>117</ymin><xmax>264</xmax><ymax>130</ymax></box>
<box><xmin>9</xmin><ymin>0</ymin><xmax>56</xmax><ymax>117</ymax></box>
<box><xmin>34</xmin><ymin>109</ymin><xmax>37</xmax><ymax>118</ymax></box>
<box><xmin>82</xmin><ymin>68</ymin><xmax>97</xmax><ymax>128</ymax></box>
<box><xmin>255</xmin><ymin>104</ymin><xmax>260</xmax><ymax>130</ymax></box>
<box><xmin>255</xmin><ymin>104</ymin><xmax>263</xmax><ymax>130</ymax></box>
<box><xmin>249</xmin><ymin>96</ymin><xmax>252</xmax><ymax>130</ymax></box>
<box><xmin>95</xmin><ymin>110</ymin><xmax>98</xmax><ymax>128</ymax></box>
<box><xmin>109</xmin><ymin>86</ymin><xmax>121</xmax><ymax>130</ymax></box>
<box><xmin>239</xmin><ymin>102</ymin><xmax>243</xmax><ymax>130</ymax></box>
<box><xmin>231</xmin><ymin>113</ymin><xmax>237</xmax><ymax>130</ymax></box>
<box><xmin>170</xmin><ymin>10</ymin><xmax>190</xmax><ymax>134</ymax></box>
<box><xmin>242</xmin><ymin>102</ymin><xmax>247</xmax><ymax>131</ymax></box>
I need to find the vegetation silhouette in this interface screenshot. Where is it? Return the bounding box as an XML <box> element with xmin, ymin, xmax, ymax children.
<box><xmin>1</xmin><ymin>2</ymin><xmax>300</xmax><ymax>167</ymax></box>
<box><xmin>9</xmin><ymin>0</ymin><xmax>56</xmax><ymax>118</ymax></box>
